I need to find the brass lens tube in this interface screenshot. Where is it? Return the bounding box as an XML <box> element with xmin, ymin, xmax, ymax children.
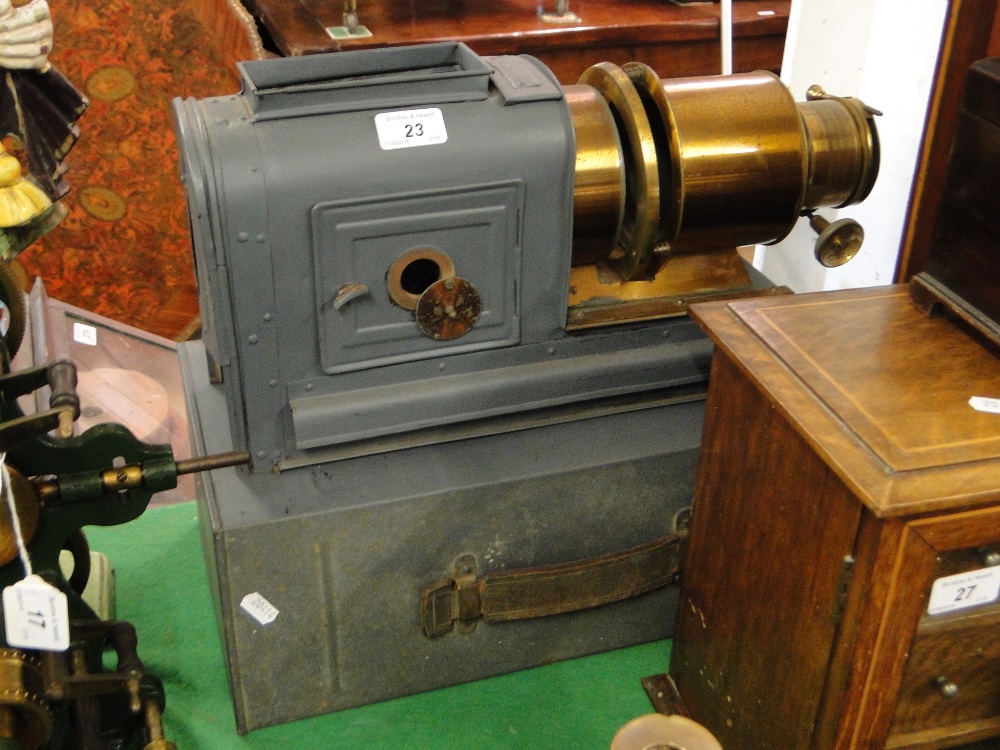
<box><xmin>653</xmin><ymin>70</ymin><xmax>808</xmax><ymax>254</ymax></box>
<box><xmin>576</xmin><ymin>63</ymin><xmax>662</xmax><ymax>280</ymax></box>
<box><xmin>565</xmin><ymin>84</ymin><xmax>624</xmax><ymax>266</ymax></box>
<box><xmin>799</xmin><ymin>89</ymin><xmax>879</xmax><ymax>208</ymax></box>
<box><xmin>567</xmin><ymin>63</ymin><xmax>880</xmax><ymax>281</ymax></box>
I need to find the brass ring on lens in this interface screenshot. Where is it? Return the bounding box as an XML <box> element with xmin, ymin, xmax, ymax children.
<box><xmin>798</xmin><ymin>91</ymin><xmax>879</xmax><ymax>210</ymax></box>
<box><xmin>625</xmin><ymin>61</ymin><xmax>682</xmax><ymax>255</ymax></box>
<box><xmin>832</xmin><ymin>98</ymin><xmax>879</xmax><ymax>207</ymax></box>
<box><xmin>578</xmin><ymin>62</ymin><xmax>660</xmax><ymax>281</ymax></box>
<box><xmin>386</xmin><ymin>247</ymin><xmax>456</xmax><ymax>311</ymax></box>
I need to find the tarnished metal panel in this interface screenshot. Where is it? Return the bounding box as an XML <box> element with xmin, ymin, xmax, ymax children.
<box><xmin>182</xmin><ymin>341</ymin><xmax>704</xmax><ymax>731</ymax></box>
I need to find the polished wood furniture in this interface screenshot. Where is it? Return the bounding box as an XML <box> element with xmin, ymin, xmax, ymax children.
<box><xmin>897</xmin><ymin>0</ymin><xmax>1000</xmax><ymax>282</ymax></box>
<box><xmin>241</xmin><ymin>0</ymin><xmax>789</xmax><ymax>83</ymax></box>
<box><xmin>666</xmin><ymin>286</ymin><xmax>1000</xmax><ymax>749</ymax></box>
<box><xmin>188</xmin><ymin>0</ymin><xmax>266</xmax><ymax>70</ymax></box>
<box><xmin>908</xmin><ymin>57</ymin><xmax>1000</xmax><ymax>349</ymax></box>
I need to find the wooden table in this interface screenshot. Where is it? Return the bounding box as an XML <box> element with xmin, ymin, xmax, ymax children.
<box><xmin>242</xmin><ymin>0</ymin><xmax>790</xmax><ymax>83</ymax></box>
<box><xmin>661</xmin><ymin>286</ymin><xmax>1000</xmax><ymax>749</ymax></box>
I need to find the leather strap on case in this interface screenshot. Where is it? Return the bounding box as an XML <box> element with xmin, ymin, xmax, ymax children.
<box><xmin>421</xmin><ymin>533</ymin><xmax>684</xmax><ymax>638</ymax></box>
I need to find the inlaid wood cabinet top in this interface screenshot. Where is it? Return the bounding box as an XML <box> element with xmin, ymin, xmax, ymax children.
<box><xmin>691</xmin><ymin>285</ymin><xmax>1000</xmax><ymax>518</ymax></box>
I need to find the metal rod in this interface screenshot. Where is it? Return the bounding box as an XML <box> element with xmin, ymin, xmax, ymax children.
<box><xmin>720</xmin><ymin>0</ymin><xmax>733</xmax><ymax>75</ymax></box>
<box><xmin>175</xmin><ymin>451</ymin><xmax>250</xmax><ymax>476</ymax></box>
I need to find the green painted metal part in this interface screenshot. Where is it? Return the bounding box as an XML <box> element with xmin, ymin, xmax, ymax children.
<box><xmin>0</xmin><ymin>337</ymin><xmax>179</xmax><ymax>747</ymax></box>
<box><xmin>2</xmin><ymin>421</ymin><xmax>177</xmax><ymax>621</ymax></box>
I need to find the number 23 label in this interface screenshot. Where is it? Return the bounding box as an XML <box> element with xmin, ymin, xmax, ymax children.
<box><xmin>375</xmin><ymin>108</ymin><xmax>448</xmax><ymax>151</ymax></box>
<box><xmin>927</xmin><ymin>566</ymin><xmax>1000</xmax><ymax>615</ymax></box>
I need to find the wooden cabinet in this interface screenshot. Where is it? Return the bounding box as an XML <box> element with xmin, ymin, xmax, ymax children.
<box><xmin>667</xmin><ymin>286</ymin><xmax>1000</xmax><ymax>750</ymax></box>
<box><xmin>897</xmin><ymin>0</ymin><xmax>1000</xmax><ymax>282</ymax></box>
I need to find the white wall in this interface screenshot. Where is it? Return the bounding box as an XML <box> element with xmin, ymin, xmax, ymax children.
<box><xmin>753</xmin><ymin>0</ymin><xmax>950</xmax><ymax>291</ymax></box>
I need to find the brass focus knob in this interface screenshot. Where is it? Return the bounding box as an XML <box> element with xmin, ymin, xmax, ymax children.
<box><xmin>809</xmin><ymin>214</ymin><xmax>865</xmax><ymax>267</ymax></box>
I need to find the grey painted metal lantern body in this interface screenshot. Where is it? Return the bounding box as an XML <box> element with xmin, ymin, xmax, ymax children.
<box><xmin>175</xmin><ymin>43</ymin><xmax>711</xmax><ymax>732</ymax></box>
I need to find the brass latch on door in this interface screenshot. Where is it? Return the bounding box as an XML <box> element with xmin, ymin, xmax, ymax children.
<box><xmin>420</xmin><ymin>533</ymin><xmax>685</xmax><ymax>638</ymax></box>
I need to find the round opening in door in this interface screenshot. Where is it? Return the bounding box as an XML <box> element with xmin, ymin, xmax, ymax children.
<box><xmin>387</xmin><ymin>247</ymin><xmax>456</xmax><ymax>310</ymax></box>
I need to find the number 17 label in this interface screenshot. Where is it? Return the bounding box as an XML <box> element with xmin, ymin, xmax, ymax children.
<box><xmin>375</xmin><ymin>108</ymin><xmax>448</xmax><ymax>151</ymax></box>
<box><xmin>927</xmin><ymin>566</ymin><xmax>1000</xmax><ymax>615</ymax></box>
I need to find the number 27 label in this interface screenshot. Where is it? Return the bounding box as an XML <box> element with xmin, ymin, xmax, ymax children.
<box><xmin>927</xmin><ymin>566</ymin><xmax>1000</xmax><ymax>615</ymax></box>
<box><xmin>375</xmin><ymin>108</ymin><xmax>448</xmax><ymax>151</ymax></box>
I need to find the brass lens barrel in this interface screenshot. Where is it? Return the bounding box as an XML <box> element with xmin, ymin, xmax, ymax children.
<box><xmin>654</xmin><ymin>71</ymin><xmax>807</xmax><ymax>253</ymax></box>
<box><xmin>565</xmin><ymin>84</ymin><xmax>624</xmax><ymax>266</ymax></box>
<box><xmin>799</xmin><ymin>96</ymin><xmax>879</xmax><ymax>208</ymax></box>
<box><xmin>577</xmin><ymin>62</ymin><xmax>662</xmax><ymax>281</ymax></box>
<box><xmin>568</xmin><ymin>63</ymin><xmax>880</xmax><ymax>280</ymax></box>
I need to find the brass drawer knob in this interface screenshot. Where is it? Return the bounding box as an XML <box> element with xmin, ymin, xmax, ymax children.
<box><xmin>980</xmin><ymin>547</ymin><xmax>1000</xmax><ymax>567</ymax></box>
<box><xmin>934</xmin><ymin>676</ymin><xmax>959</xmax><ymax>699</ymax></box>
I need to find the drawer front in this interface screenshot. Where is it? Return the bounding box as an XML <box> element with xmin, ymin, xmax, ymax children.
<box><xmin>889</xmin><ymin>547</ymin><xmax>1000</xmax><ymax>746</ymax></box>
<box><xmin>891</xmin><ymin>608</ymin><xmax>1000</xmax><ymax>734</ymax></box>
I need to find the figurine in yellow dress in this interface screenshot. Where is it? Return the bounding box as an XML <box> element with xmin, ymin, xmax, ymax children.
<box><xmin>0</xmin><ymin>0</ymin><xmax>87</xmax><ymax>258</ymax></box>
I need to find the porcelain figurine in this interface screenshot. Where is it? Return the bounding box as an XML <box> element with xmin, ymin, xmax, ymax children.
<box><xmin>0</xmin><ymin>0</ymin><xmax>86</xmax><ymax>257</ymax></box>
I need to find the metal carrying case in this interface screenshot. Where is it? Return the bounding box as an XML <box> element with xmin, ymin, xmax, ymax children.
<box><xmin>174</xmin><ymin>43</ymin><xmax>715</xmax><ymax>732</ymax></box>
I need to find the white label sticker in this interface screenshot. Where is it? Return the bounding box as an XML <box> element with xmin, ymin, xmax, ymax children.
<box><xmin>73</xmin><ymin>322</ymin><xmax>98</xmax><ymax>347</ymax></box>
<box><xmin>375</xmin><ymin>108</ymin><xmax>448</xmax><ymax>151</ymax></box>
<box><xmin>240</xmin><ymin>592</ymin><xmax>279</xmax><ymax>625</ymax></box>
<box><xmin>970</xmin><ymin>396</ymin><xmax>1000</xmax><ymax>414</ymax></box>
<box><xmin>3</xmin><ymin>576</ymin><xmax>70</xmax><ymax>651</ymax></box>
<box><xmin>927</xmin><ymin>566</ymin><xmax>1000</xmax><ymax>615</ymax></box>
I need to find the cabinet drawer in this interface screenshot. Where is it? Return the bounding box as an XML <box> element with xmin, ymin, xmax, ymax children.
<box><xmin>888</xmin><ymin>607</ymin><xmax>1000</xmax><ymax>746</ymax></box>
